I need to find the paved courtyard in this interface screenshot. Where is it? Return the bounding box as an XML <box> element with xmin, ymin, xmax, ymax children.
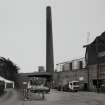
<box><xmin>0</xmin><ymin>89</ymin><xmax>105</xmax><ymax>105</ymax></box>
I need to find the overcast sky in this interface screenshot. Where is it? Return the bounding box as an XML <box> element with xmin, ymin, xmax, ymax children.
<box><xmin>0</xmin><ymin>0</ymin><xmax>105</xmax><ymax>73</ymax></box>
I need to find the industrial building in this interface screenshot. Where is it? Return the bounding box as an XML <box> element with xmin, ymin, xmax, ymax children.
<box><xmin>84</xmin><ymin>31</ymin><xmax>105</xmax><ymax>92</ymax></box>
<box><xmin>53</xmin><ymin>57</ymin><xmax>88</xmax><ymax>90</ymax></box>
<box><xmin>53</xmin><ymin>32</ymin><xmax>105</xmax><ymax>92</ymax></box>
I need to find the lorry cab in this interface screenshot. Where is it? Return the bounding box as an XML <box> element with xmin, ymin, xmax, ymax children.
<box><xmin>68</xmin><ymin>81</ymin><xmax>79</xmax><ymax>92</ymax></box>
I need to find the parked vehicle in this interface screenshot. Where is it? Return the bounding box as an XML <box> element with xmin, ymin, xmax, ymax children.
<box><xmin>27</xmin><ymin>78</ymin><xmax>50</xmax><ymax>93</ymax></box>
<box><xmin>57</xmin><ymin>84</ymin><xmax>63</xmax><ymax>91</ymax></box>
<box><xmin>63</xmin><ymin>81</ymin><xmax>79</xmax><ymax>92</ymax></box>
<box><xmin>0</xmin><ymin>81</ymin><xmax>5</xmax><ymax>95</ymax></box>
<box><xmin>22</xmin><ymin>77</ymin><xmax>51</xmax><ymax>100</ymax></box>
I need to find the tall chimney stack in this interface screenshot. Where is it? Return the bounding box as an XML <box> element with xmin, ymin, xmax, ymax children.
<box><xmin>46</xmin><ymin>6</ymin><xmax>54</xmax><ymax>73</ymax></box>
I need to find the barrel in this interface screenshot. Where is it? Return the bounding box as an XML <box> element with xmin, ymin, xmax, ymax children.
<box><xmin>72</xmin><ymin>60</ymin><xmax>80</xmax><ymax>70</ymax></box>
<box><xmin>63</xmin><ymin>63</ymin><xmax>72</xmax><ymax>71</ymax></box>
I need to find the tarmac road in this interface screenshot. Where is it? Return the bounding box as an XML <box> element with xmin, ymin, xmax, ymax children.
<box><xmin>0</xmin><ymin>89</ymin><xmax>22</xmax><ymax>105</ymax></box>
<box><xmin>1</xmin><ymin>89</ymin><xmax>105</xmax><ymax>105</ymax></box>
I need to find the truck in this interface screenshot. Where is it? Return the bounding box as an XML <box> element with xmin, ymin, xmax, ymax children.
<box><xmin>23</xmin><ymin>77</ymin><xmax>50</xmax><ymax>100</ymax></box>
<box><xmin>27</xmin><ymin>77</ymin><xmax>50</xmax><ymax>93</ymax></box>
<box><xmin>63</xmin><ymin>81</ymin><xmax>79</xmax><ymax>92</ymax></box>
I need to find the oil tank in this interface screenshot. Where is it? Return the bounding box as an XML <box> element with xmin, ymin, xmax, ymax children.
<box><xmin>63</xmin><ymin>62</ymin><xmax>72</xmax><ymax>71</ymax></box>
<box><xmin>72</xmin><ymin>60</ymin><xmax>80</xmax><ymax>70</ymax></box>
<box><xmin>63</xmin><ymin>63</ymin><xmax>70</xmax><ymax>71</ymax></box>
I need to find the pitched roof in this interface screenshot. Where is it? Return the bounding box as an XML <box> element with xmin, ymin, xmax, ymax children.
<box><xmin>84</xmin><ymin>31</ymin><xmax>105</xmax><ymax>48</ymax></box>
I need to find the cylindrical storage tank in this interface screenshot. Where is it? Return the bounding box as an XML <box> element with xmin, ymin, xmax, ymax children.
<box><xmin>61</xmin><ymin>64</ymin><xmax>64</xmax><ymax>71</ymax></box>
<box><xmin>56</xmin><ymin>64</ymin><xmax>64</xmax><ymax>72</ymax></box>
<box><xmin>72</xmin><ymin>60</ymin><xmax>80</xmax><ymax>70</ymax></box>
<box><xmin>63</xmin><ymin>63</ymin><xmax>70</xmax><ymax>71</ymax></box>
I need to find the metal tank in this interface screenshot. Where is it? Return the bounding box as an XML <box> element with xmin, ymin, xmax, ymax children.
<box><xmin>72</xmin><ymin>60</ymin><xmax>80</xmax><ymax>70</ymax></box>
<box><xmin>63</xmin><ymin>62</ymin><xmax>72</xmax><ymax>71</ymax></box>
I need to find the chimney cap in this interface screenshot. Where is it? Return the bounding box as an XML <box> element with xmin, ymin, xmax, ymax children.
<box><xmin>47</xmin><ymin>6</ymin><xmax>51</xmax><ymax>9</ymax></box>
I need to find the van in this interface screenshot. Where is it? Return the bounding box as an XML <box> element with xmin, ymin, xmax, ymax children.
<box><xmin>63</xmin><ymin>81</ymin><xmax>79</xmax><ymax>92</ymax></box>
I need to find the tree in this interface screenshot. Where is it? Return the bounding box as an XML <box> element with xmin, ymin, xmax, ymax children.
<box><xmin>0</xmin><ymin>57</ymin><xmax>20</xmax><ymax>81</ymax></box>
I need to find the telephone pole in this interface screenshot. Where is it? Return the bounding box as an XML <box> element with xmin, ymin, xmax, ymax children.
<box><xmin>87</xmin><ymin>32</ymin><xmax>90</xmax><ymax>91</ymax></box>
<box><xmin>96</xmin><ymin>38</ymin><xmax>100</xmax><ymax>93</ymax></box>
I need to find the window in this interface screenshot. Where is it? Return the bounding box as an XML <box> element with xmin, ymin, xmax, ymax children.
<box><xmin>73</xmin><ymin>82</ymin><xmax>79</xmax><ymax>85</ymax></box>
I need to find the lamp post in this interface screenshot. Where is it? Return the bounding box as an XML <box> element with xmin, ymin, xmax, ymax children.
<box><xmin>83</xmin><ymin>32</ymin><xmax>90</xmax><ymax>91</ymax></box>
<box><xmin>96</xmin><ymin>38</ymin><xmax>100</xmax><ymax>93</ymax></box>
<box><xmin>87</xmin><ymin>58</ymin><xmax>90</xmax><ymax>91</ymax></box>
<box><xmin>83</xmin><ymin>45</ymin><xmax>90</xmax><ymax>91</ymax></box>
